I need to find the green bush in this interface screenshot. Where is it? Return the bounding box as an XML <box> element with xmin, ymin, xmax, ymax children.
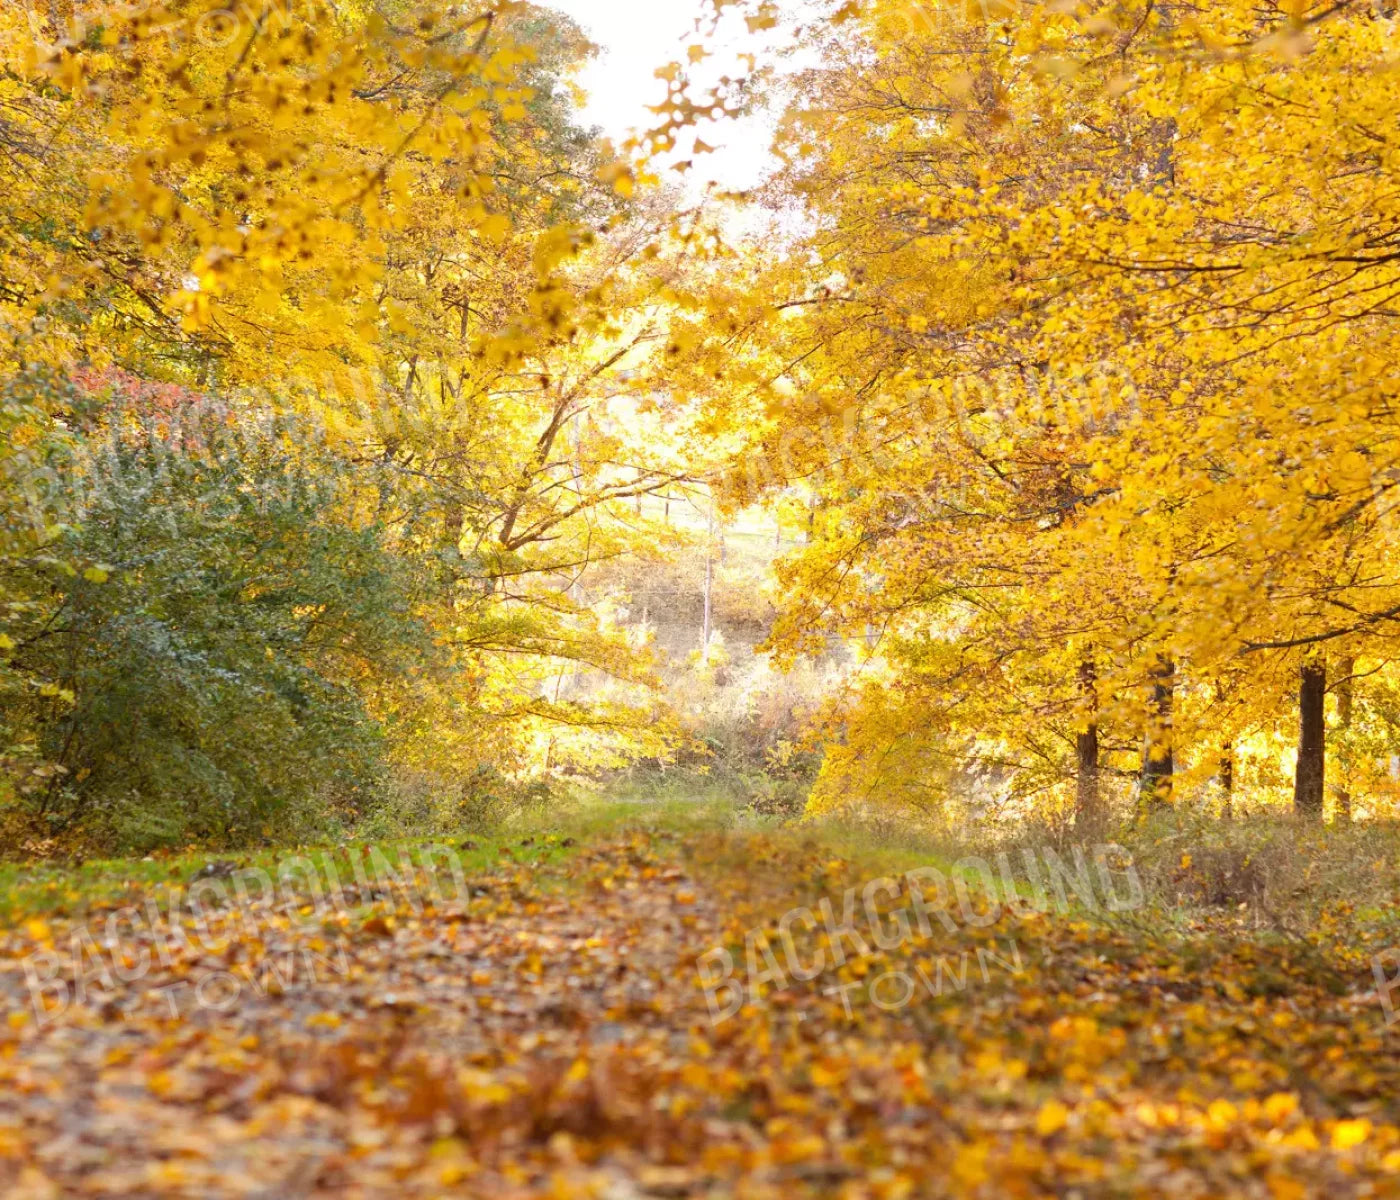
<box><xmin>353</xmin><ymin>764</ymin><xmax>556</xmax><ymax>840</ymax></box>
<box><xmin>1</xmin><ymin>402</ymin><xmax>438</xmax><ymax>852</ymax></box>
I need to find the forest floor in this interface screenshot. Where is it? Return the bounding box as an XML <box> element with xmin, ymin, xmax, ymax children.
<box><xmin>1</xmin><ymin>802</ymin><xmax>1399</xmax><ymax>1198</ymax></box>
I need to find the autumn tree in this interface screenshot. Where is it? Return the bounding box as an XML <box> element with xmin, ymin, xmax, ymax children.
<box><xmin>0</xmin><ymin>0</ymin><xmax>731</xmax><ymax>843</ymax></box>
<box><xmin>681</xmin><ymin>0</ymin><xmax>1400</xmax><ymax>823</ymax></box>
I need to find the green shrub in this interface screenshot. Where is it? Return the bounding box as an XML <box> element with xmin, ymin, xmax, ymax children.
<box><xmin>1</xmin><ymin>402</ymin><xmax>438</xmax><ymax>852</ymax></box>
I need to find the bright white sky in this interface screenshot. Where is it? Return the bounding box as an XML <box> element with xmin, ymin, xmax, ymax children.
<box><xmin>546</xmin><ymin>0</ymin><xmax>785</xmax><ymax>194</ymax></box>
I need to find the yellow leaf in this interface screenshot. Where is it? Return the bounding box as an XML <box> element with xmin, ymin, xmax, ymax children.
<box><xmin>1207</xmin><ymin>1099</ymin><xmax>1238</xmax><ymax>1127</ymax></box>
<box><xmin>480</xmin><ymin>213</ymin><xmax>511</xmax><ymax>244</ymax></box>
<box><xmin>1282</xmin><ymin>1125</ymin><xmax>1320</xmax><ymax>1150</ymax></box>
<box><xmin>1269</xmin><ymin>1177</ymin><xmax>1307</xmax><ymax>1200</ymax></box>
<box><xmin>1035</xmin><ymin>1099</ymin><xmax>1070</xmax><ymax>1136</ymax></box>
<box><xmin>1332</xmin><ymin>1119</ymin><xmax>1371</xmax><ymax>1150</ymax></box>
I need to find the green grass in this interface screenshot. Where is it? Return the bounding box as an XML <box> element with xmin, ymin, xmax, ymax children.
<box><xmin>0</xmin><ymin>832</ymin><xmax>582</xmax><ymax>926</ymax></box>
<box><xmin>0</xmin><ymin>795</ymin><xmax>746</xmax><ymax>926</ymax></box>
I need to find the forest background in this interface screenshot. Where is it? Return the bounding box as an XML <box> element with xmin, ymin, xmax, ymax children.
<box><xmin>3</xmin><ymin>0</ymin><xmax>1400</xmax><ymax>861</ymax></box>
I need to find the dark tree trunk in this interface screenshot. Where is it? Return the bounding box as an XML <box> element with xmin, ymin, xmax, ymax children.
<box><xmin>1075</xmin><ymin>658</ymin><xmax>1100</xmax><ymax>827</ymax></box>
<box><xmin>1293</xmin><ymin>660</ymin><xmax>1327</xmax><ymax>822</ymax></box>
<box><xmin>1214</xmin><ymin>679</ymin><xmax>1234</xmax><ymax>819</ymax></box>
<box><xmin>1138</xmin><ymin>657</ymin><xmax>1174</xmax><ymax>811</ymax></box>
<box><xmin>1334</xmin><ymin>656</ymin><xmax>1355</xmax><ymax>822</ymax></box>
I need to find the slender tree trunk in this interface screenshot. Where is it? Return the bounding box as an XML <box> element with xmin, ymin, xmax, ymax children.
<box><xmin>1334</xmin><ymin>655</ymin><xmax>1355</xmax><ymax>822</ymax></box>
<box><xmin>1213</xmin><ymin>679</ymin><xmax>1233</xmax><ymax>819</ymax></box>
<box><xmin>701</xmin><ymin>497</ymin><xmax>714</xmax><ymax>650</ymax></box>
<box><xmin>1075</xmin><ymin>658</ymin><xmax>1100</xmax><ymax>827</ymax></box>
<box><xmin>442</xmin><ymin>502</ymin><xmax>463</xmax><ymax>552</ymax></box>
<box><xmin>1139</xmin><ymin>656</ymin><xmax>1174</xmax><ymax>811</ymax></box>
<box><xmin>701</xmin><ymin>551</ymin><xmax>713</xmax><ymax>650</ymax></box>
<box><xmin>1293</xmin><ymin>659</ymin><xmax>1327</xmax><ymax>822</ymax></box>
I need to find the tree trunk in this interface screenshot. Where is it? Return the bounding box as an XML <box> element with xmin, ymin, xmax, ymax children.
<box><xmin>701</xmin><ymin>498</ymin><xmax>715</xmax><ymax>650</ymax></box>
<box><xmin>1075</xmin><ymin>658</ymin><xmax>1100</xmax><ymax>827</ymax></box>
<box><xmin>1138</xmin><ymin>657</ymin><xmax>1174</xmax><ymax>811</ymax></box>
<box><xmin>1220</xmin><ymin>742</ymin><xmax>1234</xmax><ymax>819</ymax></box>
<box><xmin>1293</xmin><ymin>659</ymin><xmax>1327</xmax><ymax>822</ymax></box>
<box><xmin>1334</xmin><ymin>656</ymin><xmax>1355</xmax><ymax>822</ymax></box>
<box><xmin>442</xmin><ymin>501</ymin><xmax>463</xmax><ymax>552</ymax></box>
<box><xmin>701</xmin><ymin>551</ymin><xmax>713</xmax><ymax>649</ymax></box>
